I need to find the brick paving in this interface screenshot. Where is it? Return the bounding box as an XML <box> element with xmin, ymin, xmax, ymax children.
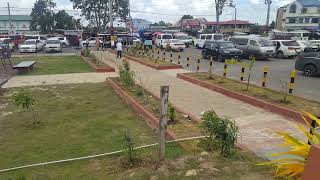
<box><xmin>96</xmin><ymin>51</ymin><xmax>306</xmax><ymax>158</ymax></box>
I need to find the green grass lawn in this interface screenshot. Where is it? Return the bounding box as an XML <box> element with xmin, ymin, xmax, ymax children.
<box><xmin>12</xmin><ymin>56</ymin><xmax>93</xmax><ymax>75</ymax></box>
<box><xmin>0</xmin><ymin>83</ymin><xmax>159</xmax><ymax>179</ymax></box>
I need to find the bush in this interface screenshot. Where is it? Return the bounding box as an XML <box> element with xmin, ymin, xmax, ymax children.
<box><xmin>89</xmin><ymin>52</ymin><xmax>98</xmax><ymax>64</ymax></box>
<box><xmin>122</xmin><ymin>130</ymin><xmax>136</xmax><ymax>166</ymax></box>
<box><xmin>119</xmin><ymin>61</ymin><xmax>135</xmax><ymax>87</ymax></box>
<box><xmin>201</xmin><ymin>110</ymin><xmax>239</xmax><ymax>157</ymax></box>
<box><xmin>169</xmin><ymin>107</ymin><xmax>176</xmax><ymax>122</ymax></box>
<box><xmin>81</xmin><ymin>48</ymin><xmax>90</xmax><ymax>57</ymax></box>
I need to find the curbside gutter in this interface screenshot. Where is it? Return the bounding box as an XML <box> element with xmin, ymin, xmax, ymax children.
<box><xmin>108</xmin><ymin>79</ymin><xmax>177</xmax><ymax>140</ymax></box>
<box><xmin>108</xmin><ymin>50</ymin><xmax>183</xmax><ymax>70</ymax></box>
<box><xmin>177</xmin><ymin>73</ymin><xmax>310</xmax><ymax>124</ymax></box>
<box><xmin>81</xmin><ymin>56</ymin><xmax>115</xmax><ymax>73</ymax></box>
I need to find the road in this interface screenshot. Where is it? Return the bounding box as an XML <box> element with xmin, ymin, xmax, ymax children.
<box><xmin>12</xmin><ymin>46</ymin><xmax>81</xmax><ymax>56</ymax></box>
<box><xmin>152</xmin><ymin>47</ymin><xmax>320</xmax><ymax>102</ymax></box>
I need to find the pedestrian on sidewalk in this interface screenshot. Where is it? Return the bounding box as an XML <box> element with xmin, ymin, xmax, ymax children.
<box><xmin>116</xmin><ymin>40</ymin><xmax>123</xmax><ymax>59</ymax></box>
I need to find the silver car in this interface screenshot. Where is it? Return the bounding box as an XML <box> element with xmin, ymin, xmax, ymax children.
<box><xmin>45</xmin><ymin>39</ymin><xmax>62</xmax><ymax>53</ymax></box>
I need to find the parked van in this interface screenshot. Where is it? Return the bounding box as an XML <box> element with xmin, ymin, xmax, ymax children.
<box><xmin>228</xmin><ymin>35</ymin><xmax>275</xmax><ymax>59</ymax></box>
<box><xmin>25</xmin><ymin>35</ymin><xmax>47</xmax><ymax>44</ymax></box>
<box><xmin>155</xmin><ymin>34</ymin><xmax>173</xmax><ymax>48</ymax></box>
<box><xmin>272</xmin><ymin>40</ymin><xmax>301</xmax><ymax>58</ymax></box>
<box><xmin>194</xmin><ymin>34</ymin><xmax>223</xmax><ymax>49</ymax></box>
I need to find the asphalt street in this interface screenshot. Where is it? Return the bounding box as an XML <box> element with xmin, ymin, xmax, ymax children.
<box><xmin>11</xmin><ymin>46</ymin><xmax>81</xmax><ymax>56</ymax></box>
<box><xmin>152</xmin><ymin>47</ymin><xmax>320</xmax><ymax>102</ymax></box>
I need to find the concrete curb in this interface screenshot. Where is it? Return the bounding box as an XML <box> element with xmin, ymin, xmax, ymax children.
<box><xmin>177</xmin><ymin>73</ymin><xmax>310</xmax><ymax>124</ymax></box>
<box><xmin>81</xmin><ymin>56</ymin><xmax>115</xmax><ymax>73</ymax></box>
<box><xmin>108</xmin><ymin>79</ymin><xmax>177</xmax><ymax>140</ymax></box>
<box><xmin>108</xmin><ymin>50</ymin><xmax>183</xmax><ymax>70</ymax></box>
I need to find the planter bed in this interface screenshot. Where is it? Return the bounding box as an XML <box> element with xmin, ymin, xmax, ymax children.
<box><xmin>109</xmin><ymin>50</ymin><xmax>183</xmax><ymax>70</ymax></box>
<box><xmin>81</xmin><ymin>55</ymin><xmax>115</xmax><ymax>73</ymax></box>
<box><xmin>177</xmin><ymin>72</ymin><xmax>320</xmax><ymax>124</ymax></box>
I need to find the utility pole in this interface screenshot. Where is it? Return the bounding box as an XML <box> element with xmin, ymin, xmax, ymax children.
<box><xmin>109</xmin><ymin>0</ymin><xmax>113</xmax><ymax>34</ymax></box>
<box><xmin>234</xmin><ymin>7</ymin><xmax>237</xmax><ymax>32</ymax></box>
<box><xmin>7</xmin><ymin>2</ymin><xmax>12</xmax><ymax>32</ymax></box>
<box><xmin>265</xmin><ymin>0</ymin><xmax>272</xmax><ymax>34</ymax></box>
<box><xmin>127</xmin><ymin>0</ymin><xmax>134</xmax><ymax>36</ymax></box>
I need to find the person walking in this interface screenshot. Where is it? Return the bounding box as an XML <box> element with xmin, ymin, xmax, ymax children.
<box><xmin>116</xmin><ymin>40</ymin><xmax>123</xmax><ymax>59</ymax></box>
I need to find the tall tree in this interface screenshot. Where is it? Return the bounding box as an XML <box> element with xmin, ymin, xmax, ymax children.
<box><xmin>70</xmin><ymin>0</ymin><xmax>129</xmax><ymax>32</ymax></box>
<box><xmin>30</xmin><ymin>0</ymin><xmax>56</xmax><ymax>33</ymax></box>
<box><xmin>270</xmin><ymin>20</ymin><xmax>275</xmax><ymax>29</ymax></box>
<box><xmin>54</xmin><ymin>10</ymin><xmax>75</xmax><ymax>30</ymax></box>
<box><xmin>181</xmin><ymin>15</ymin><xmax>193</xmax><ymax>19</ymax></box>
<box><xmin>214</xmin><ymin>0</ymin><xmax>228</xmax><ymax>32</ymax></box>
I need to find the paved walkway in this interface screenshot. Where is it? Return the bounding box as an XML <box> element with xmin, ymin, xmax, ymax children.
<box><xmin>2</xmin><ymin>72</ymin><xmax>118</xmax><ymax>88</ymax></box>
<box><xmin>95</xmin><ymin>51</ymin><xmax>305</xmax><ymax>158</ymax></box>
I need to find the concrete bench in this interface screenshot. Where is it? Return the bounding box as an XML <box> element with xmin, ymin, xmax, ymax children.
<box><xmin>0</xmin><ymin>78</ymin><xmax>8</xmax><ymax>95</ymax></box>
<box><xmin>13</xmin><ymin>61</ymin><xmax>37</xmax><ymax>73</ymax></box>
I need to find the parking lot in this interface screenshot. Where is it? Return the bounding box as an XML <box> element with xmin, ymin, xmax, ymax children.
<box><xmin>11</xmin><ymin>46</ymin><xmax>81</xmax><ymax>56</ymax></box>
<box><xmin>157</xmin><ymin>47</ymin><xmax>320</xmax><ymax>102</ymax></box>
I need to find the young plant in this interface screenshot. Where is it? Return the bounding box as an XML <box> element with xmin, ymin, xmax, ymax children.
<box><xmin>246</xmin><ymin>57</ymin><xmax>256</xmax><ymax>91</ymax></box>
<box><xmin>122</xmin><ymin>130</ymin><xmax>136</xmax><ymax>166</ymax></box>
<box><xmin>201</xmin><ymin>110</ymin><xmax>239</xmax><ymax>156</ymax></box>
<box><xmin>11</xmin><ymin>89</ymin><xmax>38</xmax><ymax>125</ymax></box>
<box><xmin>89</xmin><ymin>52</ymin><xmax>98</xmax><ymax>64</ymax></box>
<box><xmin>119</xmin><ymin>61</ymin><xmax>135</xmax><ymax>87</ymax></box>
<box><xmin>168</xmin><ymin>107</ymin><xmax>176</xmax><ymax>122</ymax></box>
<box><xmin>81</xmin><ymin>48</ymin><xmax>90</xmax><ymax>57</ymax></box>
<box><xmin>280</xmin><ymin>80</ymin><xmax>290</xmax><ymax>104</ymax></box>
<box><xmin>259</xmin><ymin>112</ymin><xmax>320</xmax><ymax>179</ymax></box>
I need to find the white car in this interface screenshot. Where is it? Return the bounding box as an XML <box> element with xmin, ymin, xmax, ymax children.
<box><xmin>155</xmin><ymin>34</ymin><xmax>173</xmax><ymax>49</ymax></box>
<box><xmin>194</xmin><ymin>34</ymin><xmax>223</xmax><ymax>49</ymax></box>
<box><xmin>166</xmin><ymin>40</ymin><xmax>186</xmax><ymax>51</ymax></box>
<box><xmin>19</xmin><ymin>39</ymin><xmax>43</xmax><ymax>53</ymax></box>
<box><xmin>49</xmin><ymin>37</ymin><xmax>69</xmax><ymax>48</ymax></box>
<box><xmin>81</xmin><ymin>37</ymin><xmax>102</xmax><ymax>47</ymax></box>
<box><xmin>45</xmin><ymin>39</ymin><xmax>62</xmax><ymax>52</ymax></box>
<box><xmin>273</xmin><ymin>40</ymin><xmax>301</xmax><ymax>58</ymax></box>
<box><xmin>0</xmin><ymin>38</ymin><xmax>14</xmax><ymax>51</ymax></box>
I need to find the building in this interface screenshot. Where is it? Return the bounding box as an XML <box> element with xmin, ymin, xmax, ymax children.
<box><xmin>205</xmin><ymin>20</ymin><xmax>251</xmax><ymax>33</ymax></box>
<box><xmin>275</xmin><ymin>0</ymin><xmax>320</xmax><ymax>31</ymax></box>
<box><xmin>174</xmin><ymin>18</ymin><xmax>207</xmax><ymax>31</ymax></box>
<box><xmin>132</xmin><ymin>18</ymin><xmax>152</xmax><ymax>30</ymax></box>
<box><xmin>0</xmin><ymin>15</ymin><xmax>32</xmax><ymax>34</ymax></box>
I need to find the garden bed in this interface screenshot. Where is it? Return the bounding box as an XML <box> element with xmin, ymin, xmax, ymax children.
<box><xmin>177</xmin><ymin>72</ymin><xmax>320</xmax><ymax>123</ymax></box>
<box><xmin>81</xmin><ymin>55</ymin><xmax>115</xmax><ymax>73</ymax></box>
<box><xmin>109</xmin><ymin>50</ymin><xmax>183</xmax><ymax>70</ymax></box>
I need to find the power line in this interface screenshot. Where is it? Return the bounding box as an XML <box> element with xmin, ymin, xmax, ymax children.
<box><xmin>130</xmin><ymin>10</ymin><xmax>232</xmax><ymax>17</ymax></box>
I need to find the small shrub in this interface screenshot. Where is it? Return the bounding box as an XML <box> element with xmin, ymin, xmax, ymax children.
<box><xmin>119</xmin><ymin>61</ymin><xmax>135</xmax><ymax>87</ymax></box>
<box><xmin>168</xmin><ymin>107</ymin><xmax>176</xmax><ymax>122</ymax></box>
<box><xmin>201</xmin><ymin>110</ymin><xmax>239</xmax><ymax>157</ymax></box>
<box><xmin>122</xmin><ymin>130</ymin><xmax>136</xmax><ymax>166</ymax></box>
<box><xmin>246</xmin><ymin>57</ymin><xmax>256</xmax><ymax>91</ymax></box>
<box><xmin>135</xmin><ymin>86</ymin><xmax>144</xmax><ymax>97</ymax></box>
<box><xmin>89</xmin><ymin>53</ymin><xmax>98</xmax><ymax>64</ymax></box>
<box><xmin>81</xmin><ymin>48</ymin><xmax>90</xmax><ymax>57</ymax></box>
<box><xmin>11</xmin><ymin>89</ymin><xmax>38</xmax><ymax>125</ymax></box>
<box><xmin>279</xmin><ymin>80</ymin><xmax>290</xmax><ymax>104</ymax></box>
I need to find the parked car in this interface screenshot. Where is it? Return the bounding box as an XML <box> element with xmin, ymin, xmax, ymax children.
<box><xmin>19</xmin><ymin>39</ymin><xmax>43</xmax><ymax>53</ymax></box>
<box><xmin>155</xmin><ymin>34</ymin><xmax>173</xmax><ymax>49</ymax></box>
<box><xmin>272</xmin><ymin>40</ymin><xmax>301</xmax><ymax>58</ymax></box>
<box><xmin>228</xmin><ymin>35</ymin><xmax>275</xmax><ymax>59</ymax></box>
<box><xmin>194</xmin><ymin>34</ymin><xmax>223</xmax><ymax>49</ymax></box>
<box><xmin>202</xmin><ymin>41</ymin><xmax>243</xmax><ymax>62</ymax></box>
<box><xmin>25</xmin><ymin>35</ymin><xmax>47</xmax><ymax>44</ymax></box>
<box><xmin>166</xmin><ymin>40</ymin><xmax>186</xmax><ymax>51</ymax></box>
<box><xmin>303</xmin><ymin>40</ymin><xmax>320</xmax><ymax>53</ymax></box>
<box><xmin>81</xmin><ymin>37</ymin><xmax>103</xmax><ymax>47</ymax></box>
<box><xmin>0</xmin><ymin>38</ymin><xmax>14</xmax><ymax>51</ymax></box>
<box><xmin>45</xmin><ymin>39</ymin><xmax>62</xmax><ymax>52</ymax></box>
<box><xmin>48</xmin><ymin>37</ymin><xmax>69</xmax><ymax>48</ymax></box>
<box><xmin>174</xmin><ymin>34</ymin><xmax>193</xmax><ymax>48</ymax></box>
<box><xmin>295</xmin><ymin>50</ymin><xmax>320</xmax><ymax>76</ymax></box>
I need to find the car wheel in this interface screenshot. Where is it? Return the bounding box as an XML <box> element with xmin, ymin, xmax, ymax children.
<box><xmin>36</xmin><ymin>47</ymin><xmax>38</xmax><ymax>52</ymax></box>
<box><xmin>186</xmin><ymin>44</ymin><xmax>189</xmax><ymax>48</ymax></box>
<box><xmin>276</xmin><ymin>51</ymin><xmax>284</xmax><ymax>59</ymax></box>
<box><xmin>217</xmin><ymin>55</ymin><xmax>224</xmax><ymax>62</ymax></box>
<box><xmin>304</xmin><ymin>64</ymin><xmax>317</xmax><ymax>77</ymax></box>
<box><xmin>62</xmin><ymin>43</ymin><xmax>67</xmax><ymax>48</ymax></box>
<box><xmin>196</xmin><ymin>44</ymin><xmax>199</xmax><ymax>49</ymax></box>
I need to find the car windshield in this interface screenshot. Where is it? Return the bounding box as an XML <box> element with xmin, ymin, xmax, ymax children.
<box><xmin>307</xmin><ymin>42</ymin><xmax>320</xmax><ymax>49</ymax></box>
<box><xmin>258</xmin><ymin>39</ymin><xmax>273</xmax><ymax>47</ymax></box>
<box><xmin>171</xmin><ymin>40</ymin><xmax>182</xmax><ymax>43</ymax></box>
<box><xmin>220</xmin><ymin>42</ymin><xmax>235</xmax><ymax>48</ymax></box>
<box><xmin>23</xmin><ymin>41</ymin><xmax>35</xmax><ymax>45</ymax></box>
<box><xmin>282</xmin><ymin>41</ymin><xmax>300</xmax><ymax>46</ymax></box>
<box><xmin>162</xmin><ymin>35</ymin><xmax>172</xmax><ymax>39</ymax></box>
<box><xmin>47</xmin><ymin>40</ymin><xmax>60</xmax><ymax>44</ymax></box>
<box><xmin>176</xmin><ymin>36</ymin><xmax>188</xmax><ymax>40</ymax></box>
<box><xmin>214</xmin><ymin>35</ymin><xmax>223</xmax><ymax>40</ymax></box>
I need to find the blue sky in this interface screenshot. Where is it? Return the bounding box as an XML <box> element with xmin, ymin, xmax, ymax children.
<box><xmin>3</xmin><ymin>0</ymin><xmax>293</xmax><ymax>25</ymax></box>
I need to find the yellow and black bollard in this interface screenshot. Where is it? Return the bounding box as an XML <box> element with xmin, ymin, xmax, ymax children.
<box><xmin>196</xmin><ymin>56</ymin><xmax>201</xmax><ymax>72</ymax></box>
<box><xmin>163</xmin><ymin>50</ymin><xmax>166</xmax><ymax>61</ymax></box>
<box><xmin>178</xmin><ymin>52</ymin><xmax>181</xmax><ymax>65</ymax></box>
<box><xmin>288</xmin><ymin>70</ymin><xmax>297</xmax><ymax>94</ymax></box>
<box><xmin>170</xmin><ymin>50</ymin><xmax>173</xmax><ymax>63</ymax></box>
<box><xmin>223</xmin><ymin>63</ymin><xmax>228</xmax><ymax>77</ymax></box>
<box><xmin>157</xmin><ymin>50</ymin><xmax>160</xmax><ymax>62</ymax></box>
<box><xmin>186</xmin><ymin>56</ymin><xmax>190</xmax><ymax>67</ymax></box>
<box><xmin>262</xmin><ymin>66</ymin><xmax>269</xmax><ymax>87</ymax></box>
<box><xmin>209</xmin><ymin>56</ymin><xmax>213</xmax><ymax>70</ymax></box>
<box><xmin>240</xmin><ymin>65</ymin><xmax>245</xmax><ymax>81</ymax></box>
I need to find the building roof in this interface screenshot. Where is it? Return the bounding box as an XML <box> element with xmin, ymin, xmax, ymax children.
<box><xmin>0</xmin><ymin>15</ymin><xmax>32</xmax><ymax>21</ymax></box>
<box><xmin>297</xmin><ymin>0</ymin><xmax>320</xmax><ymax>7</ymax></box>
<box><xmin>206</xmin><ymin>20</ymin><xmax>250</xmax><ymax>25</ymax></box>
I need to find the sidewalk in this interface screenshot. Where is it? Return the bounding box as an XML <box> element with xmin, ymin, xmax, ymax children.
<box><xmin>3</xmin><ymin>72</ymin><xmax>117</xmax><ymax>88</ymax></box>
<box><xmin>96</xmin><ymin>51</ymin><xmax>305</xmax><ymax>158</ymax></box>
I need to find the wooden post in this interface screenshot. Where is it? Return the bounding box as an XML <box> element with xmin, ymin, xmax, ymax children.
<box><xmin>159</xmin><ymin>86</ymin><xmax>169</xmax><ymax>161</ymax></box>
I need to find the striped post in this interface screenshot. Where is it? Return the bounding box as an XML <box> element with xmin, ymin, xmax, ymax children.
<box><xmin>288</xmin><ymin>70</ymin><xmax>297</xmax><ymax>94</ymax></box>
<box><xmin>186</xmin><ymin>56</ymin><xmax>190</xmax><ymax>67</ymax></box>
<box><xmin>209</xmin><ymin>56</ymin><xmax>213</xmax><ymax>72</ymax></box>
<box><xmin>196</xmin><ymin>56</ymin><xmax>201</xmax><ymax>72</ymax></box>
<box><xmin>178</xmin><ymin>52</ymin><xmax>181</xmax><ymax>65</ymax></box>
<box><xmin>170</xmin><ymin>50</ymin><xmax>173</xmax><ymax>63</ymax></box>
<box><xmin>157</xmin><ymin>50</ymin><xmax>160</xmax><ymax>62</ymax></box>
<box><xmin>262</xmin><ymin>66</ymin><xmax>269</xmax><ymax>87</ymax></box>
<box><xmin>240</xmin><ymin>65</ymin><xmax>245</xmax><ymax>81</ymax></box>
<box><xmin>223</xmin><ymin>63</ymin><xmax>228</xmax><ymax>77</ymax></box>
<box><xmin>163</xmin><ymin>50</ymin><xmax>166</xmax><ymax>61</ymax></box>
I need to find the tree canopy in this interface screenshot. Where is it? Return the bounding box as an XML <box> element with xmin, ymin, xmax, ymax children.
<box><xmin>30</xmin><ymin>0</ymin><xmax>56</xmax><ymax>33</ymax></box>
<box><xmin>181</xmin><ymin>15</ymin><xmax>193</xmax><ymax>19</ymax></box>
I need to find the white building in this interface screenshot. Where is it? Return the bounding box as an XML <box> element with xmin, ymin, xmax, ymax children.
<box><xmin>132</xmin><ymin>18</ymin><xmax>152</xmax><ymax>30</ymax></box>
<box><xmin>276</xmin><ymin>0</ymin><xmax>320</xmax><ymax>31</ymax></box>
<box><xmin>0</xmin><ymin>15</ymin><xmax>32</xmax><ymax>34</ymax></box>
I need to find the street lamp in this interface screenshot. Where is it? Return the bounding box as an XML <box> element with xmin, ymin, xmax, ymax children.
<box><xmin>229</xmin><ymin>1</ymin><xmax>237</xmax><ymax>32</ymax></box>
